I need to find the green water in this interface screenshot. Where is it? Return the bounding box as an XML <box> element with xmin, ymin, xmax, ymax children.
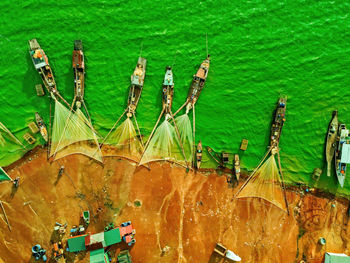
<box><xmin>1</xmin><ymin>1</ymin><xmax>350</xmax><ymax>196</ymax></box>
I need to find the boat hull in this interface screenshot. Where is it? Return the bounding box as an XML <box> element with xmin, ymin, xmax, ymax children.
<box><xmin>73</xmin><ymin>40</ymin><xmax>85</xmax><ymax>104</ymax></box>
<box><xmin>35</xmin><ymin>113</ymin><xmax>48</xmax><ymax>142</ymax></box>
<box><xmin>325</xmin><ymin>111</ymin><xmax>338</xmax><ymax>177</ymax></box>
<box><xmin>128</xmin><ymin>57</ymin><xmax>147</xmax><ymax>115</ymax></box>
<box><xmin>270</xmin><ymin>97</ymin><xmax>287</xmax><ymax>147</ymax></box>
<box><xmin>162</xmin><ymin>66</ymin><xmax>174</xmax><ymax>115</ymax></box>
<box><xmin>334</xmin><ymin>123</ymin><xmax>348</xmax><ymax>187</ymax></box>
<box><xmin>196</xmin><ymin>141</ymin><xmax>202</xmax><ymax>169</ymax></box>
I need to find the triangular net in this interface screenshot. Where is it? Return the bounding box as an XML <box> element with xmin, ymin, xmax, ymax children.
<box><xmin>175</xmin><ymin>114</ymin><xmax>193</xmax><ymax>162</ymax></box>
<box><xmin>236</xmin><ymin>154</ymin><xmax>287</xmax><ymax>212</ymax></box>
<box><xmin>50</xmin><ymin>99</ymin><xmax>102</xmax><ymax>162</ymax></box>
<box><xmin>0</xmin><ymin>122</ymin><xmax>24</xmax><ymax>149</ymax></box>
<box><xmin>103</xmin><ymin>117</ymin><xmax>143</xmax><ymax>163</ymax></box>
<box><xmin>139</xmin><ymin>119</ymin><xmax>186</xmax><ymax>166</ymax></box>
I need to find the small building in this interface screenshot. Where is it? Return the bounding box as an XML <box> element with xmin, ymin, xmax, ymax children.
<box><xmin>90</xmin><ymin>248</ymin><xmax>109</xmax><ymax>263</ymax></box>
<box><xmin>67</xmin><ymin>234</ymin><xmax>87</xmax><ymax>253</ymax></box>
<box><xmin>324</xmin><ymin>252</ymin><xmax>350</xmax><ymax>263</ymax></box>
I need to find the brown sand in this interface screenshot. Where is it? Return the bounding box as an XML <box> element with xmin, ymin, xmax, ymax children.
<box><xmin>0</xmin><ymin>146</ymin><xmax>349</xmax><ymax>263</ymax></box>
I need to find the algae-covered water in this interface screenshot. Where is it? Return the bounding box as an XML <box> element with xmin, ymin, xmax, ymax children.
<box><xmin>1</xmin><ymin>1</ymin><xmax>350</xmax><ymax>196</ymax></box>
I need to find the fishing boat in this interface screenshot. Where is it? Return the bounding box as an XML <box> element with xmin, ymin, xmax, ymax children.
<box><xmin>196</xmin><ymin>141</ymin><xmax>202</xmax><ymax>169</ymax></box>
<box><xmin>325</xmin><ymin>111</ymin><xmax>338</xmax><ymax>177</ymax></box>
<box><xmin>29</xmin><ymin>39</ymin><xmax>56</xmax><ymax>94</ymax></box>
<box><xmin>73</xmin><ymin>40</ymin><xmax>85</xmax><ymax>108</ymax></box>
<box><xmin>270</xmin><ymin>97</ymin><xmax>287</xmax><ymax>148</ymax></box>
<box><xmin>207</xmin><ymin>146</ymin><xmax>223</xmax><ymax>166</ymax></box>
<box><xmin>127</xmin><ymin>57</ymin><xmax>147</xmax><ymax>117</ymax></box>
<box><xmin>334</xmin><ymin>124</ymin><xmax>350</xmax><ymax>187</ymax></box>
<box><xmin>186</xmin><ymin>55</ymin><xmax>210</xmax><ymax>113</ymax></box>
<box><xmin>35</xmin><ymin>112</ymin><xmax>48</xmax><ymax>142</ymax></box>
<box><xmin>162</xmin><ymin>66</ymin><xmax>174</xmax><ymax>115</ymax></box>
<box><xmin>233</xmin><ymin>154</ymin><xmax>240</xmax><ymax>181</ymax></box>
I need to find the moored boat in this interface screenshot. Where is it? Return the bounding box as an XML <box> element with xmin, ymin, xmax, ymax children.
<box><xmin>73</xmin><ymin>40</ymin><xmax>85</xmax><ymax>108</ymax></box>
<box><xmin>29</xmin><ymin>39</ymin><xmax>56</xmax><ymax>94</ymax></box>
<box><xmin>162</xmin><ymin>66</ymin><xmax>174</xmax><ymax>115</ymax></box>
<box><xmin>207</xmin><ymin>146</ymin><xmax>223</xmax><ymax>166</ymax></box>
<box><xmin>196</xmin><ymin>141</ymin><xmax>202</xmax><ymax>169</ymax></box>
<box><xmin>334</xmin><ymin>124</ymin><xmax>350</xmax><ymax>187</ymax></box>
<box><xmin>233</xmin><ymin>154</ymin><xmax>240</xmax><ymax>181</ymax></box>
<box><xmin>325</xmin><ymin>111</ymin><xmax>338</xmax><ymax>177</ymax></box>
<box><xmin>270</xmin><ymin>97</ymin><xmax>287</xmax><ymax>148</ymax></box>
<box><xmin>35</xmin><ymin>112</ymin><xmax>48</xmax><ymax>142</ymax></box>
<box><xmin>186</xmin><ymin>55</ymin><xmax>210</xmax><ymax>113</ymax></box>
<box><xmin>127</xmin><ymin>57</ymin><xmax>147</xmax><ymax>117</ymax></box>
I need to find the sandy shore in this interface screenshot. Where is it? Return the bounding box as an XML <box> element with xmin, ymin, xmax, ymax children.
<box><xmin>0</xmin><ymin>146</ymin><xmax>349</xmax><ymax>263</ymax></box>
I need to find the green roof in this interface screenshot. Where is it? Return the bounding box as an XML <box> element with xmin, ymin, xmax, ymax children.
<box><xmin>117</xmin><ymin>250</ymin><xmax>132</xmax><ymax>263</ymax></box>
<box><xmin>104</xmin><ymin>228</ymin><xmax>121</xmax><ymax>246</ymax></box>
<box><xmin>0</xmin><ymin>167</ymin><xmax>11</xmax><ymax>181</ymax></box>
<box><xmin>325</xmin><ymin>253</ymin><xmax>350</xmax><ymax>263</ymax></box>
<box><xmin>67</xmin><ymin>234</ymin><xmax>87</xmax><ymax>252</ymax></box>
<box><xmin>90</xmin><ymin>248</ymin><xmax>107</xmax><ymax>263</ymax></box>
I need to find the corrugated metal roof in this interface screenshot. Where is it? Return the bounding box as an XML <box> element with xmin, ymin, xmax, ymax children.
<box><xmin>90</xmin><ymin>248</ymin><xmax>107</xmax><ymax>263</ymax></box>
<box><xmin>104</xmin><ymin>228</ymin><xmax>121</xmax><ymax>246</ymax></box>
<box><xmin>67</xmin><ymin>234</ymin><xmax>87</xmax><ymax>252</ymax></box>
<box><xmin>325</xmin><ymin>252</ymin><xmax>350</xmax><ymax>263</ymax></box>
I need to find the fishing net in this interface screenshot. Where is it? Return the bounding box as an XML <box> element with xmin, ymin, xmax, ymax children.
<box><xmin>236</xmin><ymin>154</ymin><xmax>287</xmax><ymax>212</ymax></box>
<box><xmin>0</xmin><ymin>122</ymin><xmax>24</xmax><ymax>148</ymax></box>
<box><xmin>175</xmin><ymin>114</ymin><xmax>193</xmax><ymax>161</ymax></box>
<box><xmin>139</xmin><ymin>119</ymin><xmax>186</xmax><ymax>167</ymax></box>
<box><xmin>50</xmin><ymin>99</ymin><xmax>102</xmax><ymax>162</ymax></box>
<box><xmin>103</xmin><ymin>117</ymin><xmax>143</xmax><ymax>162</ymax></box>
<box><xmin>0</xmin><ymin>133</ymin><xmax>5</xmax><ymax>147</ymax></box>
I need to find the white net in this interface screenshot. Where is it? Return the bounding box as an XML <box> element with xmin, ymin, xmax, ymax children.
<box><xmin>50</xmin><ymin>99</ymin><xmax>102</xmax><ymax>162</ymax></box>
<box><xmin>139</xmin><ymin>119</ymin><xmax>186</xmax><ymax>166</ymax></box>
<box><xmin>175</xmin><ymin>114</ymin><xmax>193</xmax><ymax>162</ymax></box>
<box><xmin>236</xmin><ymin>154</ymin><xmax>287</xmax><ymax>212</ymax></box>
<box><xmin>0</xmin><ymin>122</ymin><xmax>24</xmax><ymax>148</ymax></box>
<box><xmin>103</xmin><ymin>117</ymin><xmax>143</xmax><ymax>162</ymax></box>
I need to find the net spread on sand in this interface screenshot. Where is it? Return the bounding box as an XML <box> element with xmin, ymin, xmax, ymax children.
<box><xmin>139</xmin><ymin>119</ymin><xmax>187</xmax><ymax>166</ymax></box>
<box><xmin>103</xmin><ymin>117</ymin><xmax>143</xmax><ymax>162</ymax></box>
<box><xmin>236</xmin><ymin>154</ymin><xmax>287</xmax><ymax>212</ymax></box>
<box><xmin>50</xmin><ymin>99</ymin><xmax>102</xmax><ymax>162</ymax></box>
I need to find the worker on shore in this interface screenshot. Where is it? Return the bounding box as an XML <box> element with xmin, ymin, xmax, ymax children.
<box><xmin>13</xmin><ymin>177</ymin><xmax>20</xmax><ymax>188</ymax></box>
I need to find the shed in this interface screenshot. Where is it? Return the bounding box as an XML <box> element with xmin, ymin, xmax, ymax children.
<box><xmin>67</xmin><ymin>234</ymin><xmax>87</xmax><ymax>252</ymax></box>
<box><xmin>90</xmin><ymin>248</ymin><xmax>108</xmax><ymax>263</ymax></box>
<box><xmin>324</xmin><ymin>252</ymin><xmax>350</xmax><ymax>263</ymax></box>
<box><xmin>104</xmin><ymin>228</ymin><xmax>121</xmax><ymax>246</ymax></box>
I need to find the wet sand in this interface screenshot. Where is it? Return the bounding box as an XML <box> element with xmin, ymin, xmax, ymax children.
<box><xmin>0</xmin><ymin>147</ymin><xmax>349</xmax><ymax>262</ymax></box>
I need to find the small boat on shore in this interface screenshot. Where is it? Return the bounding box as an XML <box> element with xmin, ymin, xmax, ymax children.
<box><xmin>162</xmin><ymin>66</ymin><xmax>174</xmax><ymax>115</ymax></box>
<box><xmin>270</xmin><ymin>97</ymin><xmax>287</xmax><ymax>148</ymax></box>
<box><xmin>72</xmin><ymin>40</ymin><xmax>85</xmax><ymax>108</ymax></box>
<box><xmin>186</xmin><ymin>55</ymin><xmax>210</xmax><ymax>113</ymax></box>
<box><xmin>325</xmin><ymin>111</ymin><xmax>338</xmax><ymax>177</ymax></box>
<box><xmin>35</xmin><ymin>112</ymin><xmax>48</xmax><ymax>142</ymax></box>
<box><xmin>334</xmin><ymin>124</ymin><xmax>350</xmax><ymax>187</ymax></box>
<box><xmin>233</xmin><ymin>154</ymin><xmax>240</xmax><ymax>181</ymax></box>
<box><xmin>196</xmin><ymin>141</ymin><xmax>202</xmax><ymax>169</ymax></box>
<box><xmin>127</xmin><ymin>57</ymin><xmax>147</xmax><ymax>117</ymax></box>
<box><xmin>29</xmin><ymin>39</ymin><xmax>56</xmax><ymax>94</ymax></box>
<box><xmin>207</xmin><ymin>146</ymin><xmax>223</xmax><ymax>166</ymax></box>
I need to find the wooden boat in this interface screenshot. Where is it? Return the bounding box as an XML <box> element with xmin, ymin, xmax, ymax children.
<box><xmin>127</xmin><ymin>57</ymin><xmax>147</xmax><ymax>117</ymax></box>
<box><xmin>162</xmin><ymin>66</ymin><xmax>174</xmax><ymax>115</ymax></box>
<box><xmin>207</xmin><ymin>146</ymin><xmax>223</xmax><ymax>166</ymax></box>
<box><xmin>72</xmin><ymin>40</ymin><xmax>85</xmax><ymax>108</ymax></box>
<box><xmin>29</xmin><ymin>39</ymin><xmax>56</xmax><ymax>93</ymax></box>
<box><xmin>270</xmin><ymin>97</ymin><xmax>287</xmax><ymax>147</ymax></box>
<box><xmin>186</xmin><ymin>55</ymin><xmax>210</xmax><ymax>113</ymax></box>
<box><xmin>196</xmin><ymin>141</ymin><xmax>202</xmax><ymax>169</ymax></box>
<box><xmin>240</xmin><ymin>139</ymin><xmax>248</xmax><ymax>151</ymax></box>
<box><xmin>233</xmin><ymin>154</ymin><xmax>240</xmax><ymax>181</ymax></box>
<box><xmin>334</xmin><ymin>123</ymin><xmax>350</xmax><ymax>187</ymax></box>
<box><xmin>325</xmin><ymin>111</ymin><xmax>338</xmax><ymax>177</ymax></box>
<box><xmin>35</xmin><ymin>112</ymin><xmax>48</xmax><ymax>142</ymax></box>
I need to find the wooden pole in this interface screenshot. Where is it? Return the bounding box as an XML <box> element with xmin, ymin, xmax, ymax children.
<box><xmin>138</xmin><ymin>108</ymin><xmax>165</xmax><ymax>165</ymax></box>
<box><xmin>173</xmin><ymin>100</ymin><xmax>188</xmax><ymax>117</ymax></box>
<box><xmin>169</xmin><ymin>110</ymin><xmax>190</xmax><ymax>170</ymax></box>
<box><xmin>277</xmin><ymin>147</ymin><xmax>290</xmax><ymax>215</ymax></box>
<box><xmin>0</xmin><ymin>201</ymin><xmax>11</xmax><ymax>231</ymax></box>
<box><xmin>192</xmin><ymin>105</ymin><xmax>196</xmax><ymax>168</ymax></box>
